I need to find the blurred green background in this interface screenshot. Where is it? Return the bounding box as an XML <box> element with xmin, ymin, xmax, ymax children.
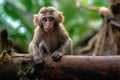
<box><xmin>0</xmin><ymin>0</ymin><xmax>108</xmax><ymax>53</ymax></box>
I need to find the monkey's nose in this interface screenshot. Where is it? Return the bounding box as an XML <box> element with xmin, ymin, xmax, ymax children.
<box><xmin>46</xmin><ymin>22</ymin><xmax>51</xmax><ymax>27</ymax></box>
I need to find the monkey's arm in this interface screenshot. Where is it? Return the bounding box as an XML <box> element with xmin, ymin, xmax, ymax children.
<box><xmin>29</xmin><ymin>28</ymin><xmax>44</xmax><ymax>64</ymax></box>
<box><xmin>29</xmin><ymin>43</ymin><xmax>43</xmax><ymax>63</ymax></box>
<box><xmin>59</xmin><ymin>38</ymin><xmax>73</xmax><ymax>54</ymax></box>
<box><xmin>51</xmin><ymin>38</ymin><xmax>72</xmax><ymax>62</ymax></box>
<box><xmin>58</xmin><ymin>26</ymin><xmax>73</xmax><ymax>55</ymax></box>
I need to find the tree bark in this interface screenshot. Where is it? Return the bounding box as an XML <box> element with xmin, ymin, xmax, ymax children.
<box><xmin>1</xmin><ymin>54</ymin><xmax>120</xmax><ymax>80</ymax></box>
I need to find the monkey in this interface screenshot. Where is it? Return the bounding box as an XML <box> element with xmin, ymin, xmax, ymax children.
<box><xmin>29</xmin><ymin>7</ymin><xmax>72</xmax><ymax>64</ymax></box>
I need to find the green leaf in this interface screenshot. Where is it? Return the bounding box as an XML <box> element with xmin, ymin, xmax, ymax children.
<box><xmin>21</xmin><ymin>0</ymin><xmax>33</xmax><ymax>12</ymax></box>
<box><xmin>3</xmin><ymin>2</ymin><xmax>20</xmax><ymax>19</ymax></box>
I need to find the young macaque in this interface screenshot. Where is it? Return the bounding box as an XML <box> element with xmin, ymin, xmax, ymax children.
<box><xmin>29</xmin><ymin>7</ymin><xmax>72</xmax><ymax>64</ymax></box>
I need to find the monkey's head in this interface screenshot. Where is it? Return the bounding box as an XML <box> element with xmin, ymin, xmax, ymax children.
<box><xmin>34</xmin><ymin>7</ymin><xmax>64</xmax><ymax>32</ymax></box>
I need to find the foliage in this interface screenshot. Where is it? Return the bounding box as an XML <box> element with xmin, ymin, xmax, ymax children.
<box><xmin>0</xmin><ymin>0</ymin><xmax>108</xmax><ymax>53</ymax></box>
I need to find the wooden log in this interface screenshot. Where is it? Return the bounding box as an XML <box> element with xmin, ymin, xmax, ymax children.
<box><xmin>1</xmin><ymin>54</ymin><xmax>120</xmax><ymax>80</ymax></box>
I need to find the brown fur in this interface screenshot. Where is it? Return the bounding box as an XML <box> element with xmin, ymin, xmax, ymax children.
<box><xmin>29</xmin><ymin>7</ymin><xmax>72</xmax><ymax>63</ymax></box>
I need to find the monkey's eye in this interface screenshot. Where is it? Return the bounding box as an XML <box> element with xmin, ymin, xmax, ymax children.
<box><xmin>42</xmin><ymin>18</ymin><xmax>47</xmax><ymax>22</ymax></box>
<box><xmin>49</xmin><ymin>17</ymin><xmax>54</xmax><ymax>21</ymax></box>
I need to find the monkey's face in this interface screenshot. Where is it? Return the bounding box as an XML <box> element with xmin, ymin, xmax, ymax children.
<box><xmin>38</xmin><ymin>7</ymin><xmax>60</xmax><ymax>32</ymax></box>
<box><xmin>40</xmin><ymin>15</ymin><xmax>57</xmax><ymax>32</ymax></box>
<box><xmin>34</xmin><ymin>7</ymin><xmax>64</xmax><ymax>32</ymax></box>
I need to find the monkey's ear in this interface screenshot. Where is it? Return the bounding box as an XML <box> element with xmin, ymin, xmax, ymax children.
<box><xmin>58</xmin><ymin>12</ymin><xmax>64</xmax><ymax>23</ymax></box>
<box><xmin>33</xmin><ymin>14</ymin><xmax>38</xmax><ymax>26</ymax></box>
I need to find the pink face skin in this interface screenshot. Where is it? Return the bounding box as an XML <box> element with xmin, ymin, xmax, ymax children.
<box><xmin>41</xmin><ymin>16</ymin><xmax>55</xmax><ymax>32</ymax></box>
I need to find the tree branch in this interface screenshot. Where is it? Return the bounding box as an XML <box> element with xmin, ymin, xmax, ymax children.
<box><xmin>76</xmin><ymin>0</ymin><xmax>99</xmax><ymax>12</ymax></box>
<box><xmin>1</xmin><ymin>54</ymin><xmax>120</xmax><ymax>80</ymax></box>
<box><xmin>110</xmin><ymin>20</ymin><xmax>120</xmax><ymax>28</ymax></box>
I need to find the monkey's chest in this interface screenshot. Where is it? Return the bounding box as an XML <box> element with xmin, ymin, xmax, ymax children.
<box><xmin>44</xmin><ymin>36</ymin><xmax>62</xmax><ymax>53</ymax></box>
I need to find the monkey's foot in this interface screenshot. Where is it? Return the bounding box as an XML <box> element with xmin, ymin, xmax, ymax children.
<box><xmin>51</xmin><ymin>51</ymin><xmax>63</xmax><ymax>62</ymax></box>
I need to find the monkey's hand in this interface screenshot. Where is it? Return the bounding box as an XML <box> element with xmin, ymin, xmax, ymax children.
<box><xmin>51</xmin><ymin>51</ymin><xmax>63</xmax><ymax>62</ymax></box>
<box><xmin>34</xmin><ymin>56</ymin><xmax>44</xmax><ymax>64</ymax></box>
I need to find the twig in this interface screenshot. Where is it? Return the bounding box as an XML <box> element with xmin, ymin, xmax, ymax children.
<box><xmin>76</xmin><ymin>0</ymin><xmax>99</xmax><ymax>12</ymax></box>
<box><xmin>110</xmin><ymin>20</ymin><xmax>120</xmax><ymax>28</ymax></box>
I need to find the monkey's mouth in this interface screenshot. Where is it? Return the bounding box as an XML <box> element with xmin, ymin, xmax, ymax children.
<box><xmin>44</xmin><ymin>27</ymin><xmax>54</xmax><ymax>32</ymax></box>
